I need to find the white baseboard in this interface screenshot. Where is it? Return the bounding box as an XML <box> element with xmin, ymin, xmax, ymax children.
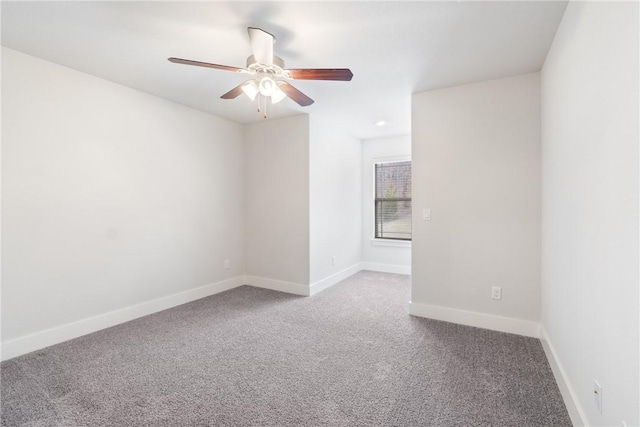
<box><xmin>309</xmin><ymin>263</ymin><xmax>362</xmax><ymax>296</ymax></box>
<box><xmin>408</xmin><ymin>301</ymin><xmax>540</xmax><ymax>338</ymax></box>
<box><xmin>361</xmin><ymin>262</ymin><xmax>411</xmax><ymax>275</ymax></box>
<box><xmin>1</xmin><ymin>276</ymin><xmax>244</xmax><ymax>361</ymax></box>
<box><xmin>243</xmin><ymin>275</ymin><xmax>310</xmax><ymax>296</ymax></box>
<box><xmin>539</xmin><ymin>325</ymin><xmax>587</xmax><ymax>426</ymax></box>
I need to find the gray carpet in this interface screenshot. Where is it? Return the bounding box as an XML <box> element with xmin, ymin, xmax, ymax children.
<box><xmin>1</xmin><ymin>271</ymin><xmax>571</xmax><ymax>426</ymax></box>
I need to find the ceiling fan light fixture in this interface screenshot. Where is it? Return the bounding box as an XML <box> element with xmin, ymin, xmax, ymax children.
<box><xmin>258</xmin><ymin>77</ymin><xmax>277</xmax><ymax>97</ymax></box>
<box><xmin>241</xmin><ymin>80</ymin><xmax>259</xmax><ymax>101</ymax></box>
<box><xmin>170</xmin><ymin>27</ymin><xmax>353</xmax><ymax>114</ymax></box>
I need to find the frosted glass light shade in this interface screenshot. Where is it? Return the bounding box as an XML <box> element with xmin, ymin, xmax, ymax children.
<box><xmin>271</xmin><ymin>87</ymin><xmax>286</xmax><ymax>104</ymax></box>
<box><xmin>241</xmin><ymin>80</ymin><xmax>259</xmax><ymax>101</ymax></box>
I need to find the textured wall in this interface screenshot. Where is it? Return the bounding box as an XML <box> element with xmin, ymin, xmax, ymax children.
<box><xmin>244</xmin><ymin>115</ymin><xmax>310</xmax><ymax>285</ymax></box>
<box><xmin>541</xmin><ymin>2</ymin><xmax>639</xmax><ymax>425</ymax></box>
<box><xmin>411</xmin><ymin>73</ymin><xmax>541</xmax><ymax>322</ymax></box>
<box><xmin>2</xmin><ymin>47</ymin><xmax>245</xmax><ymax>341</ymax></box>
<box><xmin>309</xmin><ymin>115</ymin><xmax>362</xmax><ymax>284</ymax></box>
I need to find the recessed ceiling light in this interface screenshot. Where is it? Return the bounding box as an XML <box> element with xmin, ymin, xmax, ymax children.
<box><xmin>375</xmin><ymin>120</ymin><xmax>386</xmax><ymax>127</ymax></box>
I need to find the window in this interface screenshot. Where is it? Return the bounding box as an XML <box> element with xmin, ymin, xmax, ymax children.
<box><xmin>375</xmin><ymin>160</ymin><xmax>412</xmax><ymax>240</ymax></box>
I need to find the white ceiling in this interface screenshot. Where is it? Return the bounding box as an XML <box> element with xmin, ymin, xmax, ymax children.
<box><xmin>1</xmin><ymin>1</ymin><xmax>567</xmax><ymax>139</ymax></box>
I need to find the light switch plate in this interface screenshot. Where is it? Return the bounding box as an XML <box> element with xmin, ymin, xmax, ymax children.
<box><xmin>593</xmin><ymin>380</ymin><xmax>602</xmax><ymax>414</ymax></box>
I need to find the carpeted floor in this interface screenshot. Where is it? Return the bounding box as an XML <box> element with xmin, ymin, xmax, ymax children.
<box><xmin>1</xmin><ymin>271</ymin><xmax>571</xmax><ymax>426</ymax></box>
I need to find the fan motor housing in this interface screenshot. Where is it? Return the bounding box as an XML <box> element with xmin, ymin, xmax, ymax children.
<box><xmin>246</xmin><ymin>55</ymin><xmax>285</xmax><ymax>71</ymax></box>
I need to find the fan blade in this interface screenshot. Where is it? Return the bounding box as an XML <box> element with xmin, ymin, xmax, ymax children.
<box><xmin>220</xmin><ymin>83</ymin><xmax>246</xmax><ymax>99</ymax></box>
<box><xmin>277</xmin><ymin>81</ymin><xmax>314</xmax><ymax>106</ymax></box>
<box><xmin>248</xmin><ymin>27</ymin><xmax>274</xmax><ymax>66</ymax></box>
<box><xmin>287</xmin><ymin>68</ymin><xmax>353</xmax><ymax>81</ymax></box>
<box><xmin>168</xmin><ymin>57</ymin><xmax>244</xmax><ymax>73</ymax></box>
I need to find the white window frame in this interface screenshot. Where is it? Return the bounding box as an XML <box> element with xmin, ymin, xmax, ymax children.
<box><xmin>370</xmin><ymin>155</ymin><xmax>412</xmax><ymax>248</ymax></box>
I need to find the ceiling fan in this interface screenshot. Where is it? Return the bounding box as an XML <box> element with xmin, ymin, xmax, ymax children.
<box><xmin>168</xmin><ymin>27</ymin><xmax>353</xmax><ymax>117</ymax></box>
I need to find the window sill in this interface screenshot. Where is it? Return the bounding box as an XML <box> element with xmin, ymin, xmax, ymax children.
<box><xmin>370</xmin><ymin>239</ymin><xmax>411</xmax><ymax>248</ymax></box>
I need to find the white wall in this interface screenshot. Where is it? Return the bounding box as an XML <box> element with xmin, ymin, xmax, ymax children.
<box><xmin>244</xmin><ymin>115</ymin><xmax>310</xmax><ymax>289</ymax></box>
<box><xmin>2</xmin><ymin>48</ymin><xmax>244</xmax><ymax>344</ymax></box>
<box><xmin>410</xmin><ymin>73</ymin><xmax>541</xmax><ymax>336</ymax></box>
<box><xmin>361</xmin><ymin>135</ymin><xmax>411</xmax><ymax>274</ymax></box>
<box><xmin>309</xmin><ymin>115</ymin><xmax>361</xmax><ymax>287</ymax></box>
<box><xmin>540</xmin><ymin>2</ymin><xmax>639</xmax><ymax>426</ymax></box>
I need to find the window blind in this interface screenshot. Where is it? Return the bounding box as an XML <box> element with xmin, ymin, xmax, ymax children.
<box><xmin>375</xmin><ymin>160</ymin><xmax>412</xmax><ymax>240</ymax></box>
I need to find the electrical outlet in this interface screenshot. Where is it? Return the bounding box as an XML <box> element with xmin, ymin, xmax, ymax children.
<box><xmin>593</xmin><ymin>380</ymin><xmax>602</xmax><ymax>414</ymax></box>
<box><xmin>491</xmin><ymin>286</ymin><xmax>502</xmax><ymax>300</ymax></box>
<box><xmin>331</xmin><ymin>256</ymin><xmax>336</xmax><ymax>266</ymax></box>
<box><xmin>224</xmin><ymin>259</ymin><xmax>230</xmax><ymax>270</ymax></box>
